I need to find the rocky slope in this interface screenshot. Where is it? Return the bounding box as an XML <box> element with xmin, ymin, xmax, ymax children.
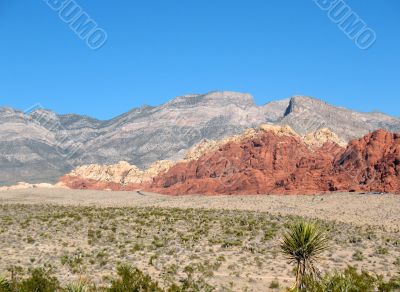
<box><xmin>2</xmin><ymin>92</ymin><xmax>400</xmax><ymax>185</ymax></box>
<box><xmin>281</xmin><ymin>96</ymin><xmax>400</xmax><ymax>140</ymax></box>
<box><xmin>60</xmin><ymin>127</ymin><xmax>400</xmax><ymax>195</ymax></box>
<box><xmin>147</xmin><ymin>126</ymin><xmax>345</xmax><ymax>195</ymax></box>
<box><xmin>148</xmin><ymin>129</ymin><xmax>400</xmax><ymax>195</ymax></box>
<box><xmin>332</xmin><ymin>130</ymin><xmax>400</xmax><ymax>193</ymax></box>
<box><xmin>59</xmin><ymin>126</ymin><xmax>387</xmax><ymax>193</ymax></box>
<box><xmin>0</xmin><ymin>107</ymin><xmax>71</xmax><ymax>185</ymax></box>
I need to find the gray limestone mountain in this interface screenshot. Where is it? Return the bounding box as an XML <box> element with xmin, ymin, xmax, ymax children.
<box><xmin>281</xmin><ymin>96</ymin><xmax>400</xmax><ymax>141</ymax></box>
<box><xmin>0</xmin><ymin>91</ymin><xmax>399</xmax><ymax>185</ymax></box>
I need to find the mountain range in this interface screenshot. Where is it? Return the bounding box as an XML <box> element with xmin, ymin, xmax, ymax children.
<box><xmin>1</xmin><ymin>91</ymin><xmax>400</xmax><ymax>185</ymax></box>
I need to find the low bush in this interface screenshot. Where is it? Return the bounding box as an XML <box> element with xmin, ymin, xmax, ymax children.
<box><xmin>0</xmin><ymin>276</ymin><xmax>11</xmax><ymax>292</ymax></box>
<box><xmin>303</xmin><ymin>266</ymin><xmax>400</xmax><ymax>292</ymax></box>
<box><xmin>1</xmin><ymin>263</ymin><xmax>399</xmax><ymax>291</ymax></box>
<box><xmin>108</xmin><ymin>264</ymin><xmax>163</xmax><ymax>292</ymax></box>
<box><xmin>12</xmin><ymin>268</ymin><xmax>60</xmax><ymax>292</ymax></box>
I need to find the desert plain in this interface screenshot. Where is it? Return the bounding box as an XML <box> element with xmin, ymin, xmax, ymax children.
<box><xmin>0</xmin><ymin>188</ymin><xmax>399</xmax><ymax>291</ymax></box>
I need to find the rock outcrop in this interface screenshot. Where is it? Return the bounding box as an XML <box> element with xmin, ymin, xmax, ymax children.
<box><xmin>148</xmin><ymin>127</ymin><xmax>344</xmax><ymax>195</ymax></box>
<box><xmin>146</xmin><ymin>128</ymin><xmax>400</xmax><ymax>195</ymax></box>
<box><xmin>61</xmin><ymin>125</ymin><xmax>348</xmax><ymax>191</ymax></box>
<box><xmin>59</xmin><ymin>126</ymin><xmax>400</xmax><ymax>195</ymax></box>
<box><xmin>184</xmin><ymin>128</ymin><xmax>258</xmax><ymax>161</ymax></box>
<box><xmin>303</xmin><ymin>128</ymin><xmax>347</xmax><ymax>147</ymax></box>
<box><xmin>59</xmin><ymin>160</ymin><xmax>173</xmax><ymax>190</ymax></box>
<box><xmin>332</xmin><ymin>130</ymin><xmax>400</xmax><ymax>193</ymax></box>
<box><xmin>184</xmin><ymin>125</ymin><xmax>344</xmax><ymax>161</ymax></box>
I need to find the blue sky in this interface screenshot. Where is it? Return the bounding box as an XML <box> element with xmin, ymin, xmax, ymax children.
<box><xmin>0</xmin><ymin>0</ymin><xmax>399</xmax><ymax>119</ymax></box>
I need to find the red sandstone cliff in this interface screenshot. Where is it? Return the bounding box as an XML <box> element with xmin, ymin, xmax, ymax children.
<box><xmin>148</xmin><ymin>132</ymin><xmax>343</xmax><ymax>195</ymax></box>
<box><xmin>148</xmin><ymin>129</ymin><xmax>399</xmax><ymax>195</ymax></box>
<box><xmin>331</xmin><ymin>130</ymin><xmax>400</xmax><ymax>193</ymax></box>
<box><xmin>59</xmin><ymin>127</ymin><xmax>400</xmax><ymax>195</ymax></box>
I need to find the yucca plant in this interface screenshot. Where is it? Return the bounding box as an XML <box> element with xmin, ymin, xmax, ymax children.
<box><xmin>280</xmin><ymin>220</ymin><xmax>330</xmax><ymax>291</ymax></box>
<box><xmin>65</xmin><ymin>280</ymin><xmax>89</xmax><ymax>292</ymax></box>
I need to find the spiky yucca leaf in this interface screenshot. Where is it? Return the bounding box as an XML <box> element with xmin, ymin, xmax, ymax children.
<box><xmin>65</xmin><ymin>281</ymin><xmax>89</xmax><ymax>292</ymax></box>
<box><xmin>280</xmin><ymin>220</ymin><xmax>329</xmax><ymax>263</ymax></box>
<box><xmin>280</xmin><ymin>220</ymin><xmax>330</xmax><ymax>290</ymax></box>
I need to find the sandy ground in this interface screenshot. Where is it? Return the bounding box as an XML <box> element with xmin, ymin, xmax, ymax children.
<box><xmin>0</xmin><ymin>189</ymin><xmax>399</xmax><ymax>291</ymax></box>
<box><xmin>0</xmin><ymin>188</ymin><xmax>399</xmax><ymax>231</ymax></box>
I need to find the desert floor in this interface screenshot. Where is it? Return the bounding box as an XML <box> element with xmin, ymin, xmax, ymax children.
<box><xmin>0</xmin><ymin>189</ymin><xmax>399</xmax><ymax>291</ymax></box>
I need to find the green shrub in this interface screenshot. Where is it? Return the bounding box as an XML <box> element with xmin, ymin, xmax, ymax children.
<box><xmin>304</xmin><ymin>266</ymin><xmax>377</xmax><ymax>292</ymax></box>
<box><xmin>376</xmin><ymin>246</ymin><xmax>389</xmax><ymax>255</ymax></box>
<box><xmin>352</xmin><ymin>250</ymin><xmax>364</xmax><ymax>261</ymax></box>
<box><xmin>269</xmin><ymin>279</ymin><xmax>280</xmax><ymax>289</ymax></box>
<box><xmin>170</xmin><ymin>275</ymin><xmax>215</xmax><ymax>292</ymax></box>
<box><xmin>65</xmin><ymin>281</ymin><xmax>89</xmax><ymax>292</ymax></box>
<box><xmin>0</xmin><ymin>276</ymin><xmax>11</xmax><ymax>292</ymax></box>
<box><xmin>17</xmin><ymin>268</ymin><xmax>60</xmax><ymax>292</ymax></box>
<box><xmin>108</xmin><ymin>265</ymin><xmax>162</xmax><ymax>292</ymax></box>
<box><xmin>378</xmin><ymin>274</ymin><xmax>400</xmax><ymax>292</ymax></box>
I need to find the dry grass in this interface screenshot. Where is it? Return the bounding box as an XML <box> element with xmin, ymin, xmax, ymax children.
<box><xmin>0</xmin><ymin>191</ymin><xmax>399</xmax><ymax>291</ymax></box>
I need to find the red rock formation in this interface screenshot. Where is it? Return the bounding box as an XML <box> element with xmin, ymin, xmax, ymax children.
<box><xmin>148</xmin><ymin>131</ymin><xmax>344</xmax><ymax>195</ymax></box>
<box><xmin>58</xmin><ymin>175</ymin><xmax>141</xmax><ymax>191</ymax></box>
<box><xmin>59</xmin><ymin>128</ymin><xmax>400</xmax><ymax>195</ymax></box>
<box><xmin>147</xmin><ymin>129</ymin><xmax>400</xmax><ymax>195</ymax></box>
<box><xmin>331</xmin><ymin>130</ymin><xmax>400</xmax><ymax>193</ymax></box>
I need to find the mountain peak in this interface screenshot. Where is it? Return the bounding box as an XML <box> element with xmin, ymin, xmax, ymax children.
<box><xmin>284</xmin><ymin>95</ymin><xmax>329</xmax><ymax>116</ymax></box>
<box><xmin>28</xmin><ymin>109</ymin><xmax>59</xmax><ymax>125</ymax></box>
<box><xmin>166</xmin><ymin>91</ymin><xmax>255</xmax><ymax>108</ymax></box>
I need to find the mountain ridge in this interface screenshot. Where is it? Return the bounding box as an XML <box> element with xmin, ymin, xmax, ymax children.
<box><xmin>1</xmin><ymin>93</ymin><xmax>398</xmax><ymax>122</ymax></box>
<box><xmin>1</xmin><ymin>91</ymin><xmax>399</xmax><ymax>185</ymax></box>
